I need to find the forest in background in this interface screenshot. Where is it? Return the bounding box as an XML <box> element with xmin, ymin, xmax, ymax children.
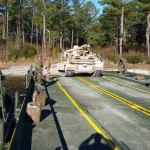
<box><xmin>0</xmin><ymin>0</ymin><xmax>150</xmax><ymax>64</ymax></box>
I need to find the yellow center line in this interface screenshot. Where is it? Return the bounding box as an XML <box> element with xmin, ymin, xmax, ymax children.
<box><xmin>103</xmin><ymin>76</ymin><xmax>150</xmax><ymax>94</ymax></box>
<box><xmin>77</xmin><ymin>77</ymin><xmax>150</xmax><ymax>117</ymax></box>
<box><xmin>54</xmin><ymin>78</ymin><xmax>118</xmax><ymax>150</ymax></box>
<box><xmin>8</xmin><ymin>128</ymin><xmax>16</xmax><ymax>150</ymax></box>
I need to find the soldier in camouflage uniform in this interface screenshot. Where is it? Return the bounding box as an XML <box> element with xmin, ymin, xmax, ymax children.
<box><xmin>118</xmin><ymin>56</ymin><xmax>127</xmax><ymax>75</ymax></box>
<box><xmin>45</xmin><ymin>57</ymin><xmax>51</xmax><ymax>80</ymax></box>
<box><xmin>33</xmin><ymin>56</ymin><xmax>38</xmax><ymax>81</ymax></box>
<box><xmin>34</xmin><ymin>56</ymin><xmax>43</xmax><ymax>86</ymax></box>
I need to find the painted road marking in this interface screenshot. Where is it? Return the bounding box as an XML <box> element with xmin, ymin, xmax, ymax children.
<box><xmin>103</xmin><ymin>76</ymin><xmax>150</xmax><ymax>94</ymax></box>
<box><xmin>77</xmin><ymin>77</ymin><xmax>150</xmax><ymax>117</ymax></box>
<box><xmin>55</xmin><ymin>78</ymin><xmax>118</xmax><ymax>150</ymax></box>
<box><xmin>8</xmin><ymin>128</ymin><xmax>16</xmax><ymax>150</ymax></box>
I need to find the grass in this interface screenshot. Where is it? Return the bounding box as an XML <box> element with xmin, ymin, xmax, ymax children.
<box><xmin>0</xmin><ymin>59</ymin><xmax>33</xmax><ymax>70</ymax></box>
<box><xmin>0</xmin><ymin>62</ymin><xmax>9</xmax><ymax>70</ymax></box>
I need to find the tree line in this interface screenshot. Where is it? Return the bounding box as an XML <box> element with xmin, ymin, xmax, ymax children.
<box><xmin>0</xmin><ymin>0</ymin><xmax>150</xmax><ymax>61</ymax></box>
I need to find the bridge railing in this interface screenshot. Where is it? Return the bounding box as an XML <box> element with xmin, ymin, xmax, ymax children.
<box><xmin>25</xmin><ymin>65</ymin><xmax>35</xmax><ymax>89</ymax></box>
<box><xmin>9</xmin><ymin>66</ymin><xmax>35</xmax><ymax>150</ymax></box>
<box><xmin>0</xmin><ymin>71</ymin><xmax>14</xmax><ymax>148</ymax></box>
<box><xmin>0</xmin><ymin>71</ymin><xmax>6</xmax><ymax>146</ymax></box>
<box><xmin>104</xmin><ymin>61</ymin><xmax>150</xmax><ymax>79</ymax></box>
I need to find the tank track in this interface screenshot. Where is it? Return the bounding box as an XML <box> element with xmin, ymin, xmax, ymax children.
<box><xmin>65</xmin><ymin>71</ymin><xmax>74</xmax><ymax>77</ymax></box>
<box><xmin>61</xmin><ymin>71</ymin><xmax>102</xmax><ymax>77</ymax></box>
<box><xmin>61</xmin><ymin>71</ymin><xmax>74</xmax><ymax>77</ymax></box>
<box><xmin>92</xmin><ymin>70</ymin><xmax>102</xmax><ymax>77</ymax></box>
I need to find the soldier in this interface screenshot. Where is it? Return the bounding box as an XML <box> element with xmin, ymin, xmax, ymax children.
<box><xmin>45</xmin><ymin>57</ymin><xmax>51</xmax><ymax>80</ymax></box>
<box><xmin>99</xmin><ymin>54</ymin><xmax>103</xmax><ymax>62</ymax></box>
<box><xmin>118</xmin><ymin>56</ymin><xmax>127</xmax><ymax>75</ymax></box>
<box><xmin>34</xmin><ymin>56</ymin><xmax>43</xmax><ymax>86</ymax></box>
<box><xmin>33</xmin><ymin>56</ymin><xmax>38</xmax><ymax>81</ymax></box>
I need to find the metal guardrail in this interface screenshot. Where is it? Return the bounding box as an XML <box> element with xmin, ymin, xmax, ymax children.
<box><xmin>15</xmin><ymin>65</ymin><xmax>35</xmax><ymax>121</ymax></box>
<box><xmin>25</xmin><ymin>65</ymin><xmax>35</xmax><ymax>90</ymax></box>
<box><xmin>104</xmin><ymin>62</ymin><xmax>150</xmax><ymax>78</ymax></box>
<box><xmin>0</xmin><ymin>66</ymin><xmax>35</xmax><ymax>149</ymax></box>
<box><xmin>9</xmin><ymin>65</ymin><xmax>35</xmax><ymax>150</ymax></box>
<box><xmin>0</xmin><ymin>70</ymin><xmax>7</xmax><ymax>147</ymax></box>
<box><xmin>0</xmin><ymin>71</ymin><xmax>22</xmax><ymax>149</ymax></box>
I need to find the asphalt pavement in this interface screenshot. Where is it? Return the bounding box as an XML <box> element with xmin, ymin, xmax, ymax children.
<box><xmin>9</xmin><ymin>74</ymin><xmax>150</xmax><ymax>150</ymax></box>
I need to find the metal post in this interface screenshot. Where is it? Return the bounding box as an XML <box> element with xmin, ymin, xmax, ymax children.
<box><xmin>120</xmin><ymin>0</ymin><xmax>124</xmax><ymax>56</ymax></box>
<box><xmin>15</xmin><ymin>91</ymin><xmax>19</xmax><ymax>112</ymax></box>
<box><xmin>25</xmin><ymin>74</ymin><xmax>28</xmax><ymax>89</ymax></box>
<box><xmin>0</xmin><ymin>71</ymin><xmax>5</xmax><ymax>146</ymax></box>
<box><xmin>14</xmin><ymin>91</ymin><xmax>19</xmax><ymax>121</ymax></box>
<box><xmin>0</xmin><ymin>73</ymin><xmax>5</xmax><ymax>121</ymax></box>
<box><xmin>0</xmin><ymin>119</ymin><xmax>4</xmax><ymax>146</ymax></box>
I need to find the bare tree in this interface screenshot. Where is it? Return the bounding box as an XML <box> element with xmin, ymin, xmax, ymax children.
<box><xmin>146</xmin><ymin>12</ymin><xmax>150</xmax><ymax>57</ymax></box>
<box><xmin>42</xmin><ymin>0</ymin><xmax>46</xmax><ymax>59</ymax></box>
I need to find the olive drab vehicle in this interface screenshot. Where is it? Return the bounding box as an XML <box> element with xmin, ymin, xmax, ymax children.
<box><xmin>58</xmin><ymin>44</ymin><xmax>104</xmax><ymax>77</ymax></box>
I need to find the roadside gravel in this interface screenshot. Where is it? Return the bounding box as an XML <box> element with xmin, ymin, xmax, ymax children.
<box><xmin>1</xmin><ymin>64</ymin><xmax>149</xmax><ymax>76</ymax></box>
<box><xmin>1</xmin><ymin>64</ymin><xmax>59</xmax><ymax>76</ymax></box>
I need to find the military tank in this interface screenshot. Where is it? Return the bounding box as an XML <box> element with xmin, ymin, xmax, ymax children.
<box><xmin>58</xmin><ymin>44</ymin><xmax>103</xmax><ymax>77</ymax></box>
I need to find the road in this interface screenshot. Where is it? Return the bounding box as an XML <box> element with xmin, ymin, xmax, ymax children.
<box><xmin>10</xmin><ymin>73</ymin><xmax>150</xmax><ymax>150</ymax></box>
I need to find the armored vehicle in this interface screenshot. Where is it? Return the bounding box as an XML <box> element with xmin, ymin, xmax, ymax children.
<box><xmin>58</xmin><ymin>44</ymin><xmax>103</xmax><ymax>77</ymax></box>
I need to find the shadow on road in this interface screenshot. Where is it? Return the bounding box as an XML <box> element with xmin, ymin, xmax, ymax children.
<box><xmin>44</xmin><ymin>77</ymin><xmax>69</xmax><ymax>150</ymax></box>
<box><xmin>40</xmin><ymin>109</ymin><xmax>51</xmax><ymax>121</ymax></box>
<box><xmin>79</xmin><ymin>133</ymin><xmax>114</xmax><ymax>150</ymax></box>
<box><xmin>11</xmin><ymin>77</ymin><xmax>117</xmax><ymax>150</ymax></box>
